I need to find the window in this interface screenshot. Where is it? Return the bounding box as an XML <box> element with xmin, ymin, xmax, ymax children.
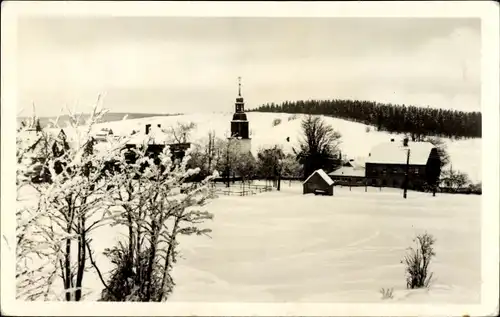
<box><xmin>414</xmin><ymin>168</ymin><xmax>419</xmax><ymax>174</ymax></box>
<box><xmin>392</xmin><ymin>168</ymin><xmax>398</xmax><ymax>174</ymax></box>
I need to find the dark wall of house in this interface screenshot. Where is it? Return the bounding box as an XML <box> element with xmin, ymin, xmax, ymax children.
<box><xmin>303</xmin><ymin>173</ymin><xmax>334</xmax><ymax>195</ymax></box>
<box><xmin>124</xmin><ymin>143</ymin><xmax>190</xmax><ymax>163</ymax></box>
<box><xmin>330</xmin><ymin>175</ymin><xmax>365</xmax><ymax>186</ymax></box>
<box><xmin>365</xmin><ymin>163</ymin><xmax>427</xmax><ymax>189</ymax></box>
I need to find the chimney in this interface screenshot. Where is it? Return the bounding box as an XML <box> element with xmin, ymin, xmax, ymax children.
<box><xmin>403</xmin><ymin>137</ymin><xmax>409</xmax><ymax>147</ymax></box>
<box><xmin>157</xmin><ymin>124</ymin><xmax>161</xmax><ymax>128</ymax></box>
<box><xmin>145</xmin><ymin>124</ymin><xmax>151</xmax><ymax>135</ymax></box>
<box><xmin>390</xmin><ymin>138</ymin><xmax>395</xmax><ymax>142</ymax></box>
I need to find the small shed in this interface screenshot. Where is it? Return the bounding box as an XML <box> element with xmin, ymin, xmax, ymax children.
<box><xmin>303</xmin><ymin>169</ymin><xmax>334</xmax><ymax>196</ymax></box>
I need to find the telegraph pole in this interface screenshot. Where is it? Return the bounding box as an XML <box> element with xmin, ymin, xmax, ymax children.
<box><xmin>403</xmin><ymin>148</ymin><xmax>410</xmax><ymax>199</ymax></box>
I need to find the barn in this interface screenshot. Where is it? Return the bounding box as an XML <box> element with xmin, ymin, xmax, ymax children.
<box><xmin>303</xmin><ymin>169</ymin><xmax>335</xmax><ymax>196</ymax></box>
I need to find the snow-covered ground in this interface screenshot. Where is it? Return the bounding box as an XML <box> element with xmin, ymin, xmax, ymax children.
<box><xmin>164</xmin><ymin>183</ymin><xmax>481</xmax><ymax>303</ymax></box>
<box><xmin>58</xmin><ymin>182</ymin><xmax>479</xmax><ymax>303</ymax></box>
<box><xmin>85</xmin><ymin>112</ymin><xmax>482</xmax><ymax>183</ymax></box>
<box><xmin>15</xmin><ymin>177</ymin><xmax>481</xmax><ymax>304</ymax></box>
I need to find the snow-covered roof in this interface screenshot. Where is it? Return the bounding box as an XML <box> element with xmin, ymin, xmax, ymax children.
<box><xmin>127</xmin><ymin>126</ymin><xmax>169</xmax><ymax>145</ymax></box>
<box><xmin>303</xmin><ymin>169</ymin><xmax>334</xmax><ymax>186</ymax></box>
<box><xmin>366</xmin><ymin>141</ymin><xmax>435</xmax><ymax>165</ymax></box>
<box><xmin>329</xmin><ymin>166</ymin><xmax>365</xmax><ymax>178</ymax></box>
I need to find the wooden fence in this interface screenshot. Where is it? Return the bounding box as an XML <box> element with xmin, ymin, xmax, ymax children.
<box><xmin>209</xmin><ymin>182</ymin><xmax>274</xmax><ymax>196</ymax></box>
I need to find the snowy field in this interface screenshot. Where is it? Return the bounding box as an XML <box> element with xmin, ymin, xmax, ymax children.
<box><xmin>84</xmin><ymin>112</ymin><xmax>482</xmax><ymax>183</ymax></box>
<box><xmin>56</xmin><ymin>182</ymin><xmax>481</xmax><ymax>303</ymax></box>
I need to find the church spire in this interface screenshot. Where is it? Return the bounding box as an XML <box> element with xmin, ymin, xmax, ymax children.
<box><xmin>238</xmin><ymin>76</ymin><xmax>242</xmax><ymax>97</ymax></box>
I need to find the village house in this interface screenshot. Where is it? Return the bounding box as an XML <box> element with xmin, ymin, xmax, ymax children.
<box><xmin>94</xmin><ymin>127</ymin><xmax>114</xmax><ymax>142</ymax></box>
<box><xmin>125</xmin><ymin>123</ymin><xmax>191</xmax><ymax>164</ymax></box>
<box><xmin>303</xmin><ymin>169</ymin><xmax>335</xmax><ymax>196</ymax></box>
<box><xmin>328</xmin><ymin>159</ymin><xmax>366</xmax><ymax>186</ymax></box>
<box><xmin>365</xmin><ymin>138</ymin><xmax>439</xmax><ymax>190</ymax></box>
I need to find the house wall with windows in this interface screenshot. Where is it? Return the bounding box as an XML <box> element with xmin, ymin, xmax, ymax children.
<box><xmin>365</xmin><ymin>163</ymin><xmax>427</xmax><ymax>189</ymax></box>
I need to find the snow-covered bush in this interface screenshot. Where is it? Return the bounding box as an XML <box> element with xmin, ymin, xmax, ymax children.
<box><xmin>100</xmin><ymin>143</ymin><xmax>217</xmax><ymax>302</ymax></box>
<box><xmin>288</xmin><ymin>114</ymin><xmax>298</xmax><ymax>121</ymax></box>
<box><xmin>403</xmin><ymin>232</ymin><xmax>436</xmax><ymax>289</ymax></box>
<box><xmin>379</xmin><ymin>287</ymin><xmax>394</xmax><ymax>300</ymax></box>
<box><xmin>272</xmin><ymin>118</ymin><xmax>282</xmax><ymax>127</ymax></box>
<box><xmin>365</xmin><ymin>126</ymin><xmax>371</xmax><ymax>133</ymax></box>
<box><xmin>468</xmin><ymin>182</ymin><xmax>482</xmax><ymax>195</ymax></box>
<box><xmin>440</xmin><ymin>168</ymin><xmax>470</xmax><ymax>191</ymax></box>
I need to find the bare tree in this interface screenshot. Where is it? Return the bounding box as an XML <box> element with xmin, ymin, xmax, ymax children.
<box><xmin>295</xmin><ymin>115</ymin><xmax>342</xmax><ymax>179</ymax></box>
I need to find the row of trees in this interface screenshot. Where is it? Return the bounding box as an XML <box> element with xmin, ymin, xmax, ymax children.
<box><xmin>187</xmin><ymin>134</ymin><xmax>303</xmax><ymax>189</ymax></box>
<box><xmin>250</xmin><ymin>99</ymin><xmax>481</xmax><ymax>140</ymax></box>
<box><xmin>185</xmin><ymin>114</ymin><xmax>341</xmax><ymax>188</ymax></box>
<box><xmin>16</xmin><ymin>101</ymin><xmax>216</xmax><ymax>302</ymax></box>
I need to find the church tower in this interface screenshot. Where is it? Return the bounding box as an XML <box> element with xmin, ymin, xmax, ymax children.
<box><xmin>231</xmin><ymin>77</ymin><xmax>250</xmax><ymax>139</ymax></box>
<box><xmin>229</xmin><ymin>77</ymin><xmax>251</xmax><ymax>153</ymax></box>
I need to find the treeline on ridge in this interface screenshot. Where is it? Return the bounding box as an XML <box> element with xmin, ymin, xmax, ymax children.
<box><xmin>249</xmin><ymin>99</ymin><xmax>481</xmax><ymax>139</ymax></box>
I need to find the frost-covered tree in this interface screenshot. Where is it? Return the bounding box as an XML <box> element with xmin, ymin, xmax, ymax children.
<box><xmin>257</xmin><ymin>146</ymin><xmax>285</xmax><ymax>190</ymax></box>
<box><xmin>101</xmin><ymin>143</ymin><xmax>217</xmax><ymax>302</ymax></box>
<box><xmin>235</xmin><ymin>152</ymin><xmax>257</xmax><ymax>188</ymax></box>
<box><xmin>16</xmin><ymin>124</ymin><xmax>63</xmax><ymax>300</ymax></box>
<box><xmin>281</xmin><ymin>153</ymin><xmax>303</xmax><ymax>186</ymax></box>
<box><xmin>216</xmin><ymin>138</ymin><xmax>240</xmax><ymax>188</ymax></box>
<box><xmin>15</xmin><ymin>96</ymin><xmax>130</xmax><ymax>301</ymax></box>
<box><xmin>440</xmin><ymin>166</ymin><xmax>470</xmax><ymax>192</ymax></box>
<box><xmin>425</xmin><ymin>136</ymin><xmax>450</xmax><ymax>169</ymax></box>
<box><xmin>164</xmin><ymin>122</ymin><xmax>197</xmax><ymax>144</ymax></box>
<box><xmin>187</xmin><ymin>130</ymin><xmax>221</xmax><ymax>181</ymax></box>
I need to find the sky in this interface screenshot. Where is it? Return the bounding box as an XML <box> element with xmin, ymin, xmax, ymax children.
<box><xmin>17</xmin><ymin>17</ymin><xmax>481</xmax><ymax>117</ymax></box>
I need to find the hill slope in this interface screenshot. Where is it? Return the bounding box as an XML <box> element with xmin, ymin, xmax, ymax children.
<box><xmin>89</xmin><ymin>112</ymin><xmax>481</xmax><ymax>183</ymax></box>
<box><xmin>17</xmin><ymin>112</ymin><xmax>181</xmax><ymax>128</ymax></box>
